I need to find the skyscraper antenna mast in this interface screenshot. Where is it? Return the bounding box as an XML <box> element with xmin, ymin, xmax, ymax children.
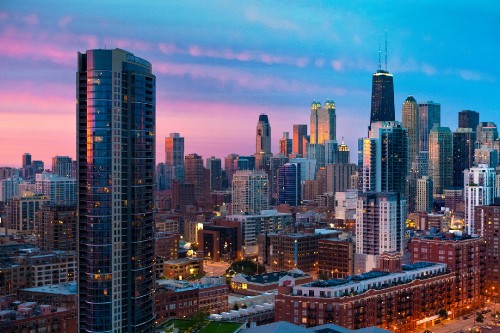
<box><xmin>378</xmin><ymin>34</ymin><xmax>381</xmax><ymax>71</ymax></box>
<box><xmin>385</xmin><ymin>30</ymin><xmax>388</xmax><ymax>71</ymax></box>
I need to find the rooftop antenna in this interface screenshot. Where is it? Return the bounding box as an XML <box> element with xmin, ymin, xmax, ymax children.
<box><xmin>378</xmin><ymin>34</ymin><xmax>381</xmax><ymax>71</ymax></box>
<box><xmin>385</xmin><ymin>30</ymin><xmax>388</xmax><ymax>71</ymax></box>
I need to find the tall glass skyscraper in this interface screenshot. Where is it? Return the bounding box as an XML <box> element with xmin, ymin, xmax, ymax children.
<box><xmin>255</xmin><ymin>114</ymin><xmax>272</xmax><ymax>170</ymax></box>
<box><xmin>77</xmin><ymin>49</ymin><xmax>156</xmax><ymax>332</ymax></box>
<box><xmin>370</xmin><ymin>69</ymin><xmax>395</xmax><ymax>124</ymax></box>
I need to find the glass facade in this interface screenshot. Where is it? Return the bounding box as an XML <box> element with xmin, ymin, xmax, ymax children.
<box><xmin>370</xmin><ymin>70</ymin><xmax>395</xmax><ymax>124</ymax></box>
<box><xmin>77</xmin><ymin>49</ymin><xmax>155</xmax><ymax>333</ymax></box>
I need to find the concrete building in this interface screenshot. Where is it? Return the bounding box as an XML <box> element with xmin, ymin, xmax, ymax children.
<box><xmin>51</xmin><ymin>156</ymin><xmax>73</xmax><ymax>178</ymax></box>
<box><xmin>355</xmin><ymin>192</ymin><xmax>405</xmax><ymax>273</ymax></box>
<box><xmin>416</xmin><ymin>176</ymin><xmax>433</xmax><ymax>213</ymax></box>
<box><xmin>5</xmin><ymin>194</ymin><xmax>48</xmax><ymax>233</ymax></box>
<box><xmin>464</xmin><ymin>164</ymin><xmax>496</xmax><ymax>235</ymax></box>
<box><xmin>35</xmin><ymin>173</ymin><xmax>76</xmax><ymax>205</ymax></box>
<box><xmin>232</xmin><ymin>170</ymin><xmax>269</xmax><ymax>215</ymax></box>
<box><xmin>326</xmin><ymin>164</ymin><xmax>357</xmax><ymax>194</ymax></box>
<box><xmin>35</xmin><ymin>205</ymin><xmax>76</xmax><ymax>252</ymax></box>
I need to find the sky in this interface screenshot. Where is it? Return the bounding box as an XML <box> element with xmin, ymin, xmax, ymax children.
<box><xmin>0</xmin><ymin>1</ymin><xmax>499</xmax><ymax>167</ymax></box>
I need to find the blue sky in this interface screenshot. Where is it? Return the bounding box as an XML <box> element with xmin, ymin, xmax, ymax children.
<box><xmin>0</xmin><ymin>1</ymin><xmax>499</xmax><ymax>166</ymax></box>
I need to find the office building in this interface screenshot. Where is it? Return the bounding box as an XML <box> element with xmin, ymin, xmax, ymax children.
<box><xmin>416</xmin><ymin>176</ymin><xmax>433</xmax><ymax>213</ymax></box>
<box><xmin>77</xmin><ymin>49</ymin><xmax>156</xmax><ymax>332</ymax></box>
<box><xmin>306</xmin><ymin>143</ymin><xmax>325</xmax><ymax>169</ymax></box>
<box><xmin>185</xmin><ymin>153</ymin><xmax>210</xmax><ymax>207</ymax></box>
<box><xmin>224</xmin><ymin>153</ymin><xmax>239</xmax><ymax>185</ymax></box>
<box><xmin>428</xmin><ymin>125</ymin><xmax>453</xmax><ymax>196</ymax></box>
<box><xmin>279</xmin><ymin>132</ymin><xmax>292</xmax><ymax>157</ymax></box>
<box><xmin>310</xmin><ymin>100</ymin><xmax>336</xmax><ymax>144</ymax></box>
<box><xmin>370</xmin><ymin>64</ymin><xmax>395</xmax><ymax>124</ymax></box>
<box><xmin>277</xmin><ymin>163</ymin><xmax>301</xmax><ymax>206</ymax></box>
<box><xmin>206</xmin><ymin>156</ymin><xmax>222</xmax><ymax>191</ymax></box>
<box><xmin>453</xmin><ymin>128</ymin><xmax>475</xmax><ymax>187</ymax></box>
<box><xmin>355</xmin><ymin>192</ymin><xmax>405</xmax><ymax>273</ymax></box>
<box><xmin>324</xmin><ymin>140</ymin><xmax>339</xmax><ymax>165</ymax></box>
<box><xmin>458</xmin><ymin>110</ymin><xmax>479</xmax><ymax>130</ymax></box>
<box><xmin>402</xmin><ymin>96</ymin><xmax>420</xmax><ymax>170</ymax></box>
<box><xmin>464</xmin><ymin>164</ymin><xmax>496</xmax><ymax>235</ymax></box>
<box><xmin>418</xmin><ymin>101</ymin><xmax>441</xmax><ymax>153</ymax></box>
<box><xmin>231</xmin><ymin>170</ymin><xmax>269</xmax><ymax>215</ymax></box>
<box><xmin>165</xmin><ymin>132</ymin><xmax>185</xmax><ymax>189</ymax></box>
<box><xmin>326</xmin><ymin>163</ymin><xmax>356</xmax><ymax>194</ymax></box>
<box><xmin>337</xmin><ymin>140</ymin><xmax>350</xmax><ymax>164</ymax></box>
<box><xmin>51</xmin><ymin>156</ymin><xmax>73</xmax><ymax>178</ymax></box>
<box><xmin>292</xmin><ymin>124</ymin><xmax>307</xmax><ymax>156</ymax></box>
<box><xmin>476</xmin><ymin>122</ymin><xmax>498</xmax><ymax>149</ymax></box>
<box><xmin>256</xmin><ymin>114</ymin><xmax>272</xmax><ymax>170</ymax></box>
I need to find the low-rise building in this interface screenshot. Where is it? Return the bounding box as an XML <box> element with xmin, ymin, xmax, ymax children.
<box><xmin>230</xmin><ymin>270</ymin><xmax>313</xmax><ymax>296</ymax></box>
<box><xmin>163</xmin><ymin>257</ymin><xmax>203</xmax><ymax>280</ymax></box>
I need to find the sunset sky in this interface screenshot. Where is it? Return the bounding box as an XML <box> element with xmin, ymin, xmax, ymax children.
<box><xmin>1</xmin><ymin>1</ymin><xmax>499</xmax><ymax>167</ymax></box>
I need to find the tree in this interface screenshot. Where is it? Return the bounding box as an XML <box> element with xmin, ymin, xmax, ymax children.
<box><xmin>225</xmin><ymin>259</ymin><xmax>266</xmax><ymax>276</ymax></box>
<box><xmin>438</xmin><ymin>309</ymin><xmax>448</xmax><ymax>320</ymax></box>
<box><xmin>233</xmin><ymin>303</ymin><xmax>239</xmax><ymax>310</ymax></box>
<box><xmin>242</xmin><ymin>303</ymin><xmax>248</xmax><ymax>309</ymax></box>
<box><xmin>476</xmin><ymin>313</ymin><xmax>484</xmax><ymax>323</ymax></box>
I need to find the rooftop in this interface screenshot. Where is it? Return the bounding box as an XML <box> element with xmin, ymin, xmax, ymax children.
<box><xmin>20</xmin><ymin>282</ymin><xmax>77</xmax><ymax>295</ymax></box>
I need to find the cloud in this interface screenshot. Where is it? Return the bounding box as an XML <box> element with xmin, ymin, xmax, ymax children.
<box><xmin>244</xmin><ymin>6</ymin><xmax>299</xmax><ymax>31</ymax></box>
<box><xmin>58</xmin><ymin>16</ymin><xmax>73</xmax><ymax>29</ymax></box>
<box><xmin>458</xmin><ymin>69</ymin><xmax>483</xmax><ymax>81</ymax></box>
<box><xmin>331</xmin><ymin>60</ymin><xmax>344</xmax><ymax>72</ymax></box>
<box><xmin>22</xmin><ymin>14</ymin><xmax>39</xmax><ymax>26</ymax></box>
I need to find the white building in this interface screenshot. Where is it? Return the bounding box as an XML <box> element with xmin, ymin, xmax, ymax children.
<box><xmin>464</xmin><ymin>164</ymin><xmax>496</xmax><ymax>235</ymax></box>
<box><xmin>35</xmin><ymin>173</ymin><xmax>77</xmax><ymax>205</ymax></box>
<box><xmin>334</xmin><ymin>190</ymin><xmax>358</xmax><ymax>220</ymax></box>
<box><xmin>231</xmin><ymin>170</ymin><xmax>269</xmax><ymax>215</ymax></box>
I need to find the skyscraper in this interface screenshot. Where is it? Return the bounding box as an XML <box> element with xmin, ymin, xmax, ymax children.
<box><xmin>418</xmin><ymin>101</ymin><xmax>441</xmax><ymax>154</ymax></box>
<box><xmin>77</xmin><ymin>49</ymin><xmax>155</xmax><ymax>332</ymax></box>
<box><xmin>231</xmin><ymin>170</ymin><xmax>269</xmax><ymax>214</ymax></box>
<box><xmin>465</xmin><ymin>165</ymin><xmax>496</xmax><ymax>235</ymax></box>
<box><xmin>476</xmin><ymin>122</ymin><xmax>498</xmax><ymax>149</ymax></box>
<box><xmin>416</xmin><ymin>176</ymin><xmax>433</xmax><ymax>213</ymax></box>
<box><xmin>279</xmin><ymin>132</ymin><xmax>292</xmax><ymax>157</ymax></box>
<box><xmin>428</xmin><ymin>125</ymin><xmax>453</xmax><ymax>196</ymax></box>
<box><xmin>453</xmin><ymin>128</ymin><xmax>475</xmax><ymax>187</ymax></box>
<box><xmin>337</xmin><ymin>140</ymin><xmax>350</xmax><ymax>164</ymax></box>
<box><xmin>277</xmin><ymin>163</ymin><xmax>301</xmax><ymax>206</ymax></box>
<box><xmin>206</xmin><ymin>156</ymin><xmax>222</xmax><ymax>191</ymax></box>
<box><xmin>185</xmin><ymin>153</ymin><xmax>209</xmax><ymax>207</ymax></box>
<box><xmin>402</xmin><ymin>96</ymin><xmax>420</xmax><ymax>212</ymax></box>
<box><xmin>292</xmin><ymin>124</ymin><xmax>307</xmax><ymax>156</ymax></box>
<box><xmin>22</xmin><ymin>152</ymin><xmax>32</xmax><ymax>169</ymax></box>
<box><xmin>256</xmin><ymin>114</ymin><xmax>272</xmax><ymax>170</ymax></box>
<box><xmin>458</xmin><ymin>110</ymin><xmax>479</xmax><ymax>131</ymax></box>
<box><xmin>360</xmin><ymin>121</ymin><xmax>408</xmax><ymax>196</ymax></box>
<box><xmin>309</xmin><ymin>100</ymin><xmax>336</xmax><ymax>144</ymax></box>
<box><xmin>370</xmin><ymin>43</ymin><xmax>395</xmax><ymax>124</ymax></box>
<box><xmin>165</xmin><ymin>132</ymin><xmax>185</xmax><ymax>189</ymax></box>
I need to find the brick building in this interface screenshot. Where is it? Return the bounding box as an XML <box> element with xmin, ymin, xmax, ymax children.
<box><xmin>275</xmin><ymin>262</ymin><xmax>458</xmax><ymax>331</ymax></box>
<box><xmin>318</xmin><ymin>238</ymin><xmax>354</xmax><ymax>279</ymax></box>
<box><xmin>35</xmin><ymin>205</ymin><xmax>76</xmax><ymax>252</ymax></box>
<box><xmin>230</xmin><ymin>270</ymin><xmax>313</xmax><ymax>296</ymax></box>
<box><xmin>410</xmin><ymin>233</ymin><xmax>483</xmax><ymax>312</ymax></box>
<box><xmin>154</xmin><ymin>278</ymin><xmax>229</xmax><ymax>324</ymax></box>
<box><xmin>475</xmin><ymin>204</ymin><xmax>500</xmax><ymax>299</ymax></box>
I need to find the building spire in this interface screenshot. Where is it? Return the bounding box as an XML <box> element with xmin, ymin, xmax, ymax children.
<box><xmin>385</xmin><ymin>30</ymin><xmax>388</xmax><ymax>71</ymax></box>
<box><xmin>378</xmin><ymin>34</ymin><xmax>381</xmax><ymax>71</ymax></box>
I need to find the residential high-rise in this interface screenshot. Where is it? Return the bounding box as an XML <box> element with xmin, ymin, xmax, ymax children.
<box><xmin>309</xmin><ymin>100</ymin><xmax>336</xmax><ymax>144</ymax></box>
<box><xmin>255</xmin><ymin>114</ymin><xmax>272</xmax><ymax>170</ymax></box>
<box><xmin>224</xmin><ymin>153</ymin><xmax>239</xmax><ymax>185</ymax></box>
<box><xmin>277</xmin><ymin>163</ymin><xmax>301</xmax><ymax>206</ymax></box>
<box><xmin>35</xmin><ymin>173</ymin><xmax>76</xmax><ymax>206</ymax></box>
<box><xmin>416</xmin><ymin>176</ymin><xmax>433</xmax><ymax>213</ymax></box>
<box><xmin>36</xmin><ymin>205</ymin><xmax>77</xmax><ymax>252</ymax></box>
<box><xmin>326</xmin><ymin>163</ymin><xmax>357</xmax><ymax>194</ymax></box>
<box><xmin>185</xmin><ymin>153</ymin><xmax>209</xmax><ymax>207</ymax></box>
<box><xmin>355</xmin><ymin>192</ymin><xmax>405</xmax><ymax>273</ymax></box>
<box><xmin>464</xmin><ymin>164</ymin><xmax>496</xmax><ymax>235</ymax></box>
<box><xmin>418</xmin><ymin>101</ymin><xmax>441</xmax><ymax>176</ymax></box>
<box><xmin>459</xmin><ymin>110</ymin><xmax>479</xmax><ymax>131</ymax></box>
<box><xmin>279</xmin><ymin>132</ymin><xmax>292</xmax><ymax>157</ymax></box>
<box><xmin>165</xmin><ymin>132</ymin><xmax>185</xmax><ymax>189</ymax></box>
<box><xmin>428</xmin><ymin>125</ymin><xmax>453</xmax><ymax>196</ymax></box>
<box><xmin>453</xmin><ymin>128</ymin><xmax>475</xmax><ymax>187</ymax></box>
<box><xmin>51</xmin><ymin>156</ymin><xmax>73</xmax><ymax>178</ymax></box>
<box><xmin>77</xmin><ymin>49</ymin><xmax>156</xmax><ymax>332</ymax></box>
<box><xmin>231</xmin><ymin>170</ymin><xmax>269</xmax><ymax>214</ymax></box>
<box><xmin>360</xmin><ymin>121</ymin><xmax>408</xmax><ymax>196</ymax></box>
<box><xmin>324</xmin><ymin>140</ymin><xmax>338</xmax><ymax>165</ymax></box>
<box><xmin>292</xmin><ymin>124</ymin><xmax>307</xmax><ymax>156</ymax></box>
<box><xmin>205</xmin><ymin>156</ymin><xmax>222</xmax><ymax>191</ymax></box>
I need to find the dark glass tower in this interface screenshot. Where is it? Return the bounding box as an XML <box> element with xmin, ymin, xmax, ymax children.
<box><xmin>77</xmin><ymin>49</ymin><xmax>156</xmax><ymax>332</ymax></box>
<box><xmin>458</xmin><ymin>110</ymin><xmax>479</xmax><ymax>131</ymax></box>
<box><xmin>370</xmin><ymin>70</ymin><xmax>395</xmax><ymax>124</ymax></box>
<box><xmin>277</xmin><ymin>163</ymin><xmax>301</xmax><ymax>206</ymax></box>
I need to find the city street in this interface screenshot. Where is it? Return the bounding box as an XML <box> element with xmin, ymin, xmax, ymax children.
<box><xmin>416</xmin><ymin>304</ymin><xmax>499</xmax><ymax>333</ymax></box>
<box><xmin>204</xmin><ymin>261</ymin><xmax>230</xmax><ymax>277</ymax></box>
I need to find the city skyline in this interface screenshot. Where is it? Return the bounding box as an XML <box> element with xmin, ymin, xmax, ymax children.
<box><xmin>1</xmin><ymin>1</ymin><xmax>499</xmax><ymax>167</ymax></box>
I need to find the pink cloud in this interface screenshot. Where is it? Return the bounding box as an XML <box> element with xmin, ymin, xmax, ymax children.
<box><xmin>331</xmin><ymin>60</ymin><xmax>344</xmax><ymax>72</ymax></box>
<box><xmin>244</xmin><ymin>6</ymin><xmax>299</xmax><ymax>31</ymax></box>
<box><xmin>58</xmin><ymin>16</ymin><xmax>73</xmax><ymax>29</ymax></box>
<box><xmin>103</xmin><ymin>37</ymin><xmax>151</xmax><ymax>52</ymax></box>
<box><xmin>22</xmin><ymin>14</ymin><xmax>39</xmax><ymax>26</ymax></box>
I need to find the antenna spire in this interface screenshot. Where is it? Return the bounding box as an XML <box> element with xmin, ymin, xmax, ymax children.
<box><xmin>385</xmin><ymin>30</ymin><xmax>388</xmax><ymax>71</ymax></box>
<box><xmin>378</xmin><ymin>34</ymin><xmax>381</xmax><ymax>70</ymax></box>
